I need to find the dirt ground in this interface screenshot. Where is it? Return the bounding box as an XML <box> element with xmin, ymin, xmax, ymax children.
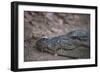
<box><xmin>24</xmin><ymin>11</ymin><xmax>90</xmax><ymax>62</ymax></box>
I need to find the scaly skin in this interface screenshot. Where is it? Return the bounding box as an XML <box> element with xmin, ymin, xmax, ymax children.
<box><xmin>36</xmin><ymin>30</ymin><xmax>90</xmax><ymax>58</ymax></box>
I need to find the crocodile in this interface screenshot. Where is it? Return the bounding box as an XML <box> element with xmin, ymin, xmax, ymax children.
<box><xmin>36</xmin><ymin>30</ymin><xmax>90</xmax><ymax>59</ymax></box>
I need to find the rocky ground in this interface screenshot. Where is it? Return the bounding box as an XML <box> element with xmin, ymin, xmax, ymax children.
<box><xmin>24</xmin><ymin>11</ymin><xmax>90</xmax><ymax>62</ymax></box>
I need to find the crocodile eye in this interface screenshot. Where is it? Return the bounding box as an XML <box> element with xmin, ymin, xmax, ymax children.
<box><xmin>48</xmin><ymin>44</ymin><xmax>51</xmax><ymax>48</ymax></box>
<box><xmin>57</xmin><ymin>40</ymin><xmax>60</xmax><ymax>43</ymax></box>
